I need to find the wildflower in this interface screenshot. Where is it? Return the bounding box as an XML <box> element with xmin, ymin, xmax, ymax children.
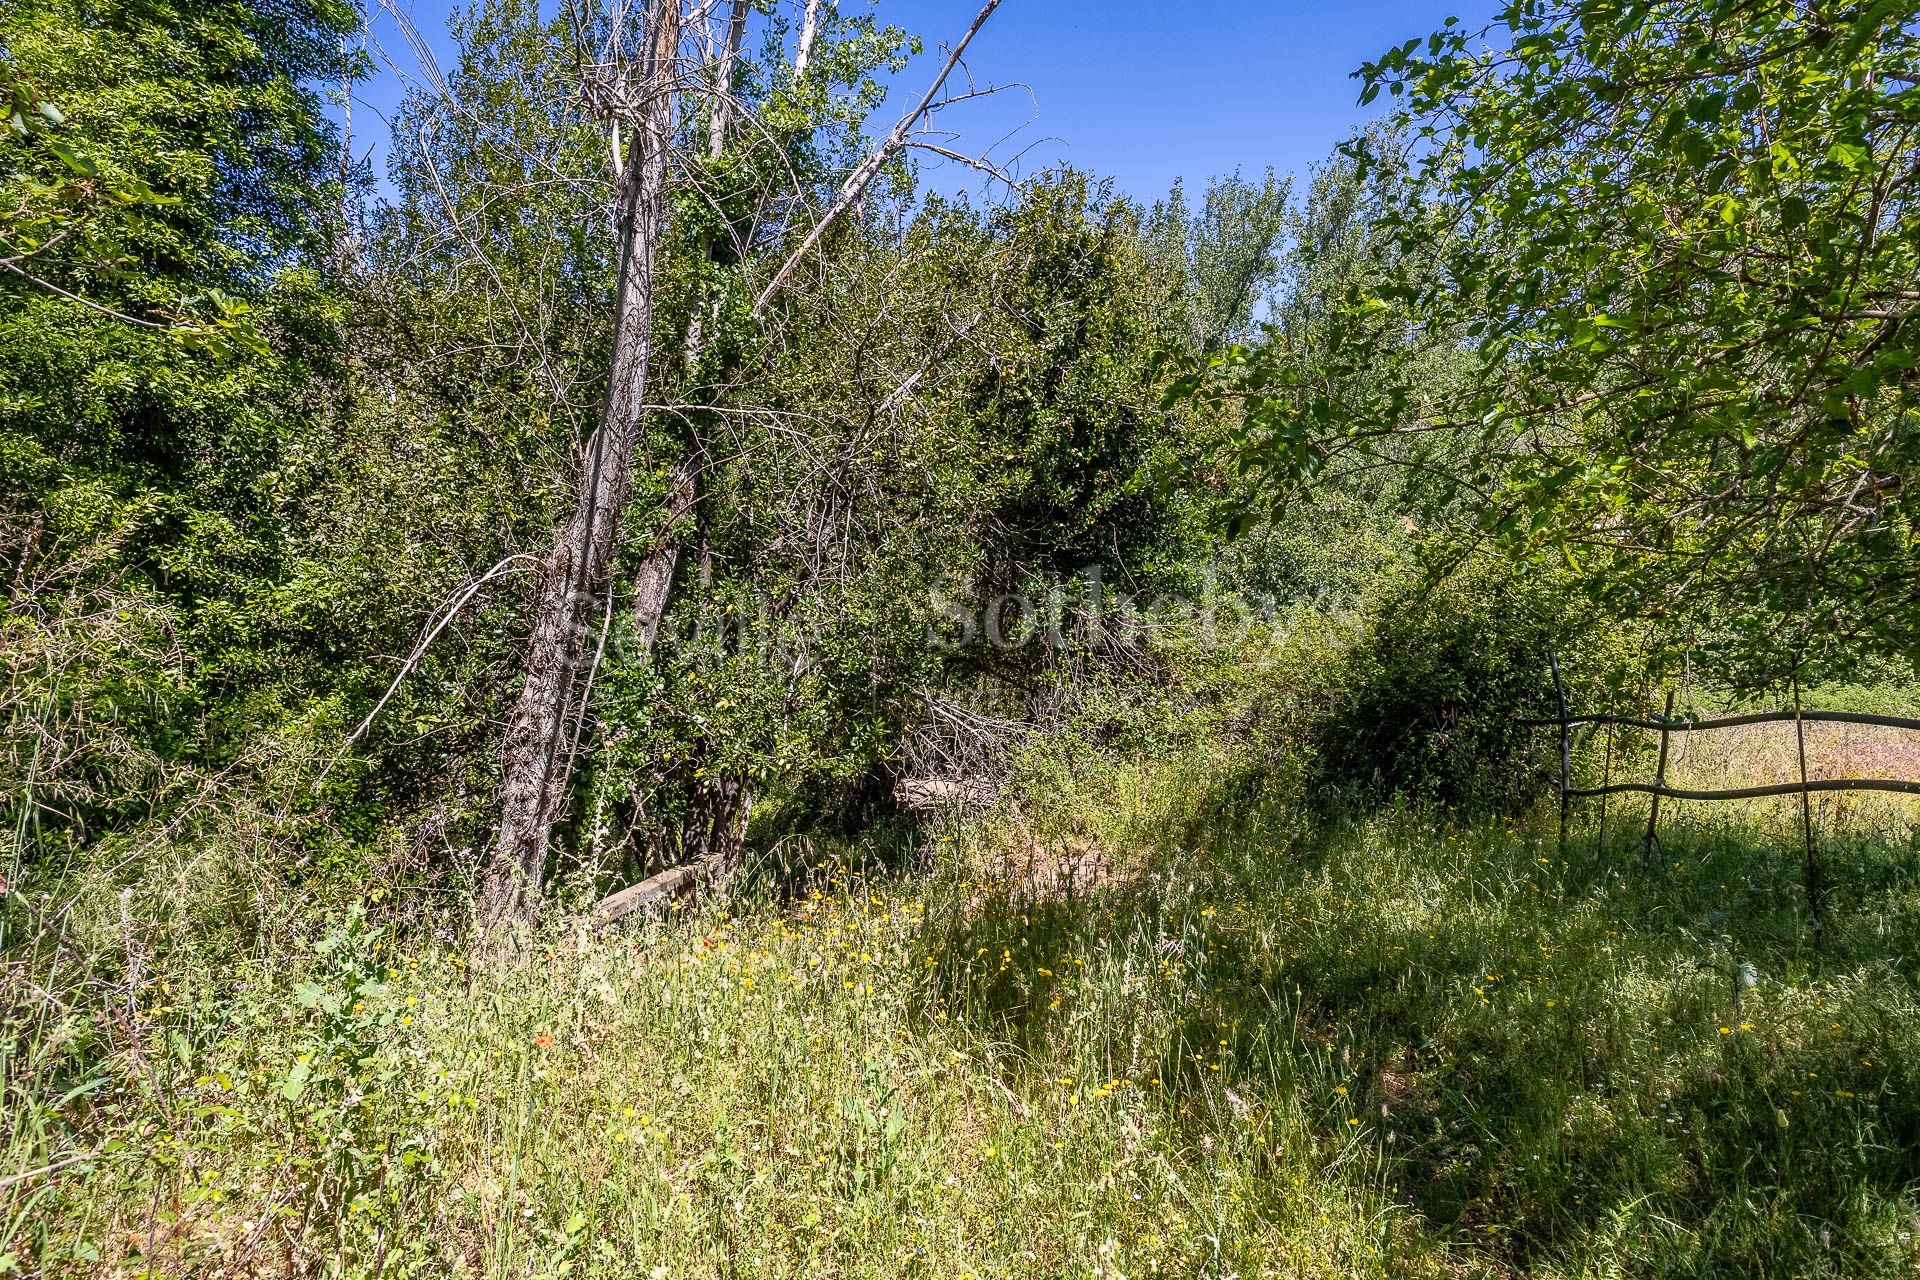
<box><xmin>534</xmin><ymin>1035</ymin><xmax>554</xmax><ymax>1048</ymax></box>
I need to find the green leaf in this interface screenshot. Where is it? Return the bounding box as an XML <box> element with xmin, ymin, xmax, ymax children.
<box><xmin>44</xmin><ymin>138</ymin><xmax>99</xmax><ymax>176</ymax></box>
<box><xmin>1826</xmin><ymin>142</ymin><xmax>1867</xmax><ymax>170</ymax></box>
<box><xmin>279</xmin><ymin>1059</ymin><xmax>312</xmax><ymax>1102</ymax></box>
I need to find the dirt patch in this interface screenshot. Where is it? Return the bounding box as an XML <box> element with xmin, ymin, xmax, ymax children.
<box><xmin>966</xmin><ymin>823</ymin><xmax>1135</xmax><ymax>901</ymax></box>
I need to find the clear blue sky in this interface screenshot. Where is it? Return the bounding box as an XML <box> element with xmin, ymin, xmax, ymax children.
<box><xmin>351</xmin><ymin>0</ymin><xmax>1476</xmax><ymax>203</ymax></box>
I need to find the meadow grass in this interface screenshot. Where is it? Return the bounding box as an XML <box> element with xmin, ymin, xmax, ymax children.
<box><xmin>5</xmin><ymin>746</ymin><xmax>1920</xmax><ymax>1278</ymax></box>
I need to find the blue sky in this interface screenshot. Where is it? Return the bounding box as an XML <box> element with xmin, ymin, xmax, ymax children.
<box><xmin>351</xmin><ymin>0</ymin><xmax>1475</xmax><ymax>203</ymax></box>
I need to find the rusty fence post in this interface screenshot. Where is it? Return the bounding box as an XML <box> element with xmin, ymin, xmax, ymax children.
<box><xmin>1793</xmin><ymin>668</ymin><xmax>1823</xmax><ymax>938</ymax></box>
<box><xmin>1643</xmin><ymin>689</ymin><xmax>1675</xmax><ymax>867</ymax></box>
<box><xmin>1549</xmin><ymin>652</ymin><xmax>1572</xmax><ymax>852</ymax></box>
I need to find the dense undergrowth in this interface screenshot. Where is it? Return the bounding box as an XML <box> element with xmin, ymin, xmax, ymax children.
<box><xmin>7</xmin><ymin>1</ymin><xmax>1920</xmax><ymax>1275</ymax></box>
<box><xmin>6</xmin><ymin>714</ymin><xmax>1919</xmax><ymax>1279</ymax></box>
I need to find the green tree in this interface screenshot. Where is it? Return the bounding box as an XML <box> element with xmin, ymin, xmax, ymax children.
<box><xmin>1</xmin><ymin>0</ymin><xmax>358</xmax><ymax>852</ymax></box>
<box><xmin>1143</xmin><ymin>168</ymin><xmax>1291</xmax><ymax>352</ymax></box>
<box><xmin>1187</xmin><ymin>0</ymin><xmax>1920</xmax><ymax>685</ymax></box>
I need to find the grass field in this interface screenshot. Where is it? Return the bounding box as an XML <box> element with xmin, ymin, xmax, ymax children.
<box><xmin>6</xmin><ymin>731</ymin><xmax>1920</xmax><ymax>1277</ymax></box>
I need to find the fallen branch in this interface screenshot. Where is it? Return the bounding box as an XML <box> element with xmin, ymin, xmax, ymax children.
<box><xmin>0</xmin><ymin>1147</ymin><xmax>103</xmax><ymax>1192</ymax></box>
<box><xmin>591</xmin><ymin>862</ymin><xmax>702</xmax><ymax>925</ymax></box>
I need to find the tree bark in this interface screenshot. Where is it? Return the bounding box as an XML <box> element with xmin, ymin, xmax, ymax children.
<box><xmin>706</xmin><ymin>0</ymin><xmax>750</xmax><ymax>159</ymax></box>
<box><xmin>632</xmin><ymin>456</ymin><xmax>696</xmax><ymax>648</ymax></box>
<box><xmin>479</xmin><ymin>0</ymin><xmax>682</xmax><ymax>941</ymax></box>
<box><xmin>793</xmin><ymin>0</ymin><xmax>827</xmax><ymax>81</ymax></box>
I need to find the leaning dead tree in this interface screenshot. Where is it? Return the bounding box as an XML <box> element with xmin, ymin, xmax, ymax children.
<box><xmin>480</xmin><ymin>0</ymin><xmax>1013</xmax><ymax>940</ymax></box>
<box><xmin>478</xmin><ymin>0</ymin><xmax>682</xmax><ymax>938</ymax></box>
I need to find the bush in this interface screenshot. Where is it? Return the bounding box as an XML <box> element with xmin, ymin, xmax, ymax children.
<box><xmin>1311</xmin><ymin>556</ymin><xmax>1645</xmax><ymax>811</ymax></box>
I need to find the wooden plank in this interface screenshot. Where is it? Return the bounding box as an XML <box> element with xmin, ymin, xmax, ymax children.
<box><xmin>591</xmin><ymin>864</ymin><xmax>702</xmax><ymax>927</ymax></box>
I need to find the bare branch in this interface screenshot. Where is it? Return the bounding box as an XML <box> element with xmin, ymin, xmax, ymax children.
<box><xmin>315</xmin><ymin>553</ymin><xmax>540</xmax><ymax>789</ymax></box>
<box><xmin>902</xmin><ymin>140</ymin><xmax>1021</xmax><ymax>186</ymax></box>
<box><xmin>752</xmin><ymin>0</ymin><xmax>1007</xmax><ymax>315</ymax></box>
<box><xmin>2</xmin><ymin>260</ymin><xmax>178</xmax><ymax>331</ymax></box>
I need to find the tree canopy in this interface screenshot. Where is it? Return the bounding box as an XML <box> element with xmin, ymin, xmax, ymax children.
<box><xmin>1181</xmin><ymin>0</ymin><xmax>1920</xmax><ymax>685</ymax></box>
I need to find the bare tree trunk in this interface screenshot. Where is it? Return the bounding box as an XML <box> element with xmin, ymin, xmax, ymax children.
<box><xmin>793</xmin><ymin>0</ymin><xmax>827</xmax><ymax>80</ymax></box>
<box><xmin>632</xmin><ymin>456</ymin><xmax>696</xmax><ymax>648</ymax></box>
<box><xmin>479</xmin><ymin>0</ymin><xmax>682</xmax><ymax>941</ymax></box>
<box><xmin>706</xmin><ymin>0</ymin><xmax>750</xmax><ymax>158</ymax></box>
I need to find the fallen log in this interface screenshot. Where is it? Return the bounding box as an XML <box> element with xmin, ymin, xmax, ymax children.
<box><xmin>591</xmin><ymin>863</ymin><xmax>701</xmax><ymax>927</ymax></box>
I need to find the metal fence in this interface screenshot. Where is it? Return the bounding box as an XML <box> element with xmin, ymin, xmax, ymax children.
<box><xmin>1530</xmin><ymin>654</ymin><xmax>1920</xmax><ymax>932</ymax></box>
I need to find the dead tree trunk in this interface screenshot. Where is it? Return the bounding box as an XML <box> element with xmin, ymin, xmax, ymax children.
<box><xmin>706</xmin><ymin>0</ymin><xmax>749</xmax><ymax>157</ymax></box>
<box><xmin>793</xmin><ymin>0</ymin><xmax>827</xmax><ymax>80</ymax></box>
<box><xmin>631</xmin><ymin>455</ymin><xmax>697</xmax><ymax>648</ymax></box>
<box><xmin>479</xmin><ymin>0</ymin><xmax>681</xmax><ymax>940</ymax></box>
<box><xmin>580</xmin><ymin>0</ymin><xmax>1008</xmax><ymax>926</ymax></box>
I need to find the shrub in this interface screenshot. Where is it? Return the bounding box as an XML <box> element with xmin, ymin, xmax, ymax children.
<box><xmin>1311</xmin><ymin>556</ymin><xmax>1645</xmax><ymax>811</ymax></box>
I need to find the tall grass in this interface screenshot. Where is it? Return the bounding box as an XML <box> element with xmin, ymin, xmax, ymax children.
<box><xmin>5</xmin><ymin>735</ymin><xmax>1920</xmax><ymax>1277</ymax></box>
